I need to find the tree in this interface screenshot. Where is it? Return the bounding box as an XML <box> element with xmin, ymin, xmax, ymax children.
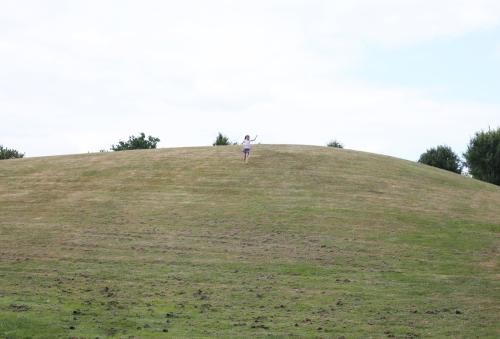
<box><xmin>463</xmin><ymin>128</ymin><xmax>500</xmax><ymax>185</ymax></box>
<box><xmin>418</xmin><ymin>145</ymin><xmax>462</xmax><ymax>174</ymax></box>
<box><xmin>111</xmin><ymin>132</ymin><xmax>160</xmax><ymax>151</ymax></box>
<box><xmin>0</xmin><ymin>145</ymin><xmax>24</xmax><ymax>160</ymax></box>
<box><xmin>213</xmin><ymin>132</ymin><xmax>230</xmax><ymax>146</ymax></box>
<box><xmin>327</xmin><ymin>140</ymin><xmax>344</xmax><ymax>148</ymax></box>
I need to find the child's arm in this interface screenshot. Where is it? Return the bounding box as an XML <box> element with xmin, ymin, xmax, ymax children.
<box><xmin>251</xmin><ymin>135</ymin><xmax>258</xmax><ymax>142</ymax></box>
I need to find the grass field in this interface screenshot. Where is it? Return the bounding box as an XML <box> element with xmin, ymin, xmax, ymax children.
<box><xmin>0</xmin><ymin>145</ymin><xmax>499</xmax><ymax>338</ymax></box>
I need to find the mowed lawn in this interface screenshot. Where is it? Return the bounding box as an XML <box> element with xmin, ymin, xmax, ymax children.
<box><xmin>0</xmin><ymin>145</ymin><xmax>499</xmax><ymax>338</ymax></box>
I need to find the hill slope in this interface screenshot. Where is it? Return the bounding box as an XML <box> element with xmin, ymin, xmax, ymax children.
<box><xmin>0</xmin><ymin>145</ymin><xmax>499</xmax><ymax>338</ymax></box>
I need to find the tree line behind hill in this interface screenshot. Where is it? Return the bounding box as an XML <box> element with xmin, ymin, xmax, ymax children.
<box><xmin>417</xmin><ymin>128</ymin><xmax>500</xmax><ymax>186</ymax></box>
<box><xmin>1</xmin><ymin>128</ymin><xmax>499</xmax><ymax>186</ymax></box>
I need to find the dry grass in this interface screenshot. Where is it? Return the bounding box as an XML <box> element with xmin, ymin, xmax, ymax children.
<box><xmin>0</xmin><ymin>145</ymin><xmax>499</xmax><ymax>338</ymax></box>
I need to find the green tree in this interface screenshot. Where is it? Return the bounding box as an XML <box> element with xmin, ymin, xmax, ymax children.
<box><xmin>327</xmin><ymin>140</ymin><xmax>344</xmax><ymax>148</ymax></box>
<box><xmin>111</xmin><ymin>132</ymin><xmax>160</xmax><ymax>151</ymax></box>
<box><xmin>463</xmin><ymin>128</ymin><xmax>500</xmax><ymax>185</ymax></box>
<box><xmin>418</xmin><ymin>145</ymin><xmax>462</xmax><ymax>174</ymax></box>
<box><xmin>0</xmin><ymin>145</ymin><xmax>25</xmax><ymax>160</ymax></box>
<box><xmin>213</xmin><ymin>132</ymin><xmax>230</xmax><ymax>146</ymax></box>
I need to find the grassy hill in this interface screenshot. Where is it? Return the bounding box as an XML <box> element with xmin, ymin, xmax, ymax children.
<box><xmin>0</xmin><ymin>145</ymin><xmax>499</xmax><ymax>338</ymax></box>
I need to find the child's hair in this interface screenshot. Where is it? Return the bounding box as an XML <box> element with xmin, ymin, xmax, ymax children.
<box><xmin>245</xmin><ymin>135</ymin><xmax>250</xmax><ymax>140</ymax></box>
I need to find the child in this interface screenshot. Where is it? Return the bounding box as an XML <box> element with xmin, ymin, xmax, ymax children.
<box><xmin>242</xmin><ymin>135</ymin><xmax>257</xmax><ymax>163</ymax></box>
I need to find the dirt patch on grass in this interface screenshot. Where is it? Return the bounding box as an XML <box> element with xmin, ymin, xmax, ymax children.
<box><xmin>9</xmin><ymin>304</ymin><xmax>31</xmax><ymax>312</ymax></box>
<box><xmin>479</xmin><ymin>260</ymin><xmax>497</xmax><ymax>269</ymax></box>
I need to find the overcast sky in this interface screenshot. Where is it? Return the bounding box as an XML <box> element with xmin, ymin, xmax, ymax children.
<box><xmin>1</xmin><ymin>0</ymin><xmax>499</xmax><ymax>160</ymax></box>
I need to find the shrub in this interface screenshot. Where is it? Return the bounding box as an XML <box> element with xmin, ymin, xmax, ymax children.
<box><xmin>463</xmin><ymin>128</ymin><xmax>500</xmax><ymax>185</ymax></box>
<box><xmin>327</xmin><ymin>140</ymin><xmax>344</xmax><ymax>148</ymax></box>
<box><xmin>0</xmin><ymin>145</ymin><xmax>25</xmax><ymax>160</ymax></box>
<box><xmin>213</xmin><ymin>132</ymin><xmax>230</xmax><ymax>146</ymax></box>
<box><xmin>111</xmin><ymin>132</ymin><xmax>160</xmax><ymax>151</ymax></box>
<box><xmin>418</xmin><ymin>145</ymin><xmax>462</xmax><ymax>174</ymax></box>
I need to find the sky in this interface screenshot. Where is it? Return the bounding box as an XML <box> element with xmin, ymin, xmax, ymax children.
<box><xmin>1</xmin><ymin>0</ymin><xmax>499</xmax><ymax>160</ymax></box>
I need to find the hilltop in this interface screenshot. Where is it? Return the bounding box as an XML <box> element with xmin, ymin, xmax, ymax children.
<box><xmin>0</xmin><ymin>145</ymin><xmax>499</xmax><ymax>338</ymax></box>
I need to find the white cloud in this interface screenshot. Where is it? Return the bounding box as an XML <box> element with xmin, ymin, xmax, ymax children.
<box><xmin>0</xmin><ymin>0</ymin><xmax>499</xmax><ymax>158</ymax></box>
<box><xmin>236</xmin><ymin>80</ymin><xmax>499</xmax><ymax>158</ymax></box>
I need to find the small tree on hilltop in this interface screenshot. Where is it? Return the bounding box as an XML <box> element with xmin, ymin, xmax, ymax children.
<box><xmin>213</xmin><ymin>132</ymin><xmax>230</xmax><ymax>146</ymax></box>
<box><xmin>111</xmin><ymin>132</ymin><xmax>160</xmax><ymax>151</ymax></box>
<box><xmin>0</xmin><ymin>145</ymin><xmax>25</xmax><ymax>160</ymax></box>
<box><xmin>327</xmin><ymin>140</ymin><xmax>344</xmax><ymax>149</ymax></box>
<box><xmin>463</xmin><ymin>127</ymin><xmax>500</xmax><ymax>185</ymax></box>
<box><xmin>418</xmin><ymin>145</ymin><xmax>462</xmax><ymax>174</ymax></box>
